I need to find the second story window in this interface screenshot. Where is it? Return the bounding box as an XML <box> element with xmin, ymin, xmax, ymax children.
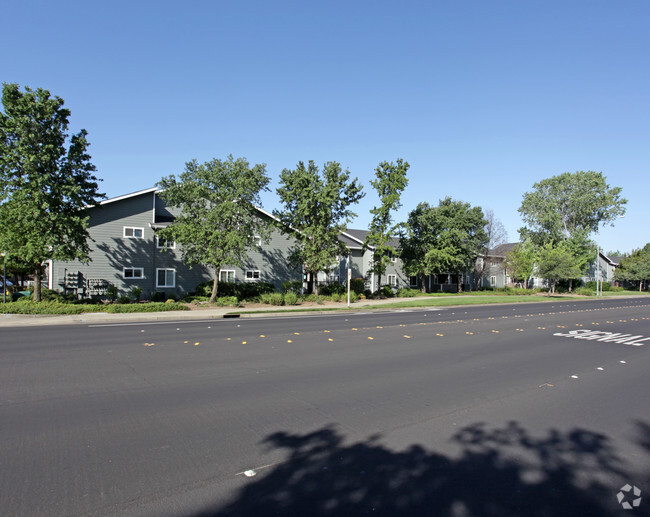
<box><xmin>156</xmin><ymin>236</ymin><xmax>176</xmax><ymax>249</ymax></box>
<box><xmin>123</xmin><ymin>227</ymin><xmax>144</xmax><ymax>239</ymax></box>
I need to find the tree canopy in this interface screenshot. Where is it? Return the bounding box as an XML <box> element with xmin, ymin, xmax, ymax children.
<box><xmin>401</xmin><ymin>198</ymin><xmax>488</xmax><ymax>292</ymax></box>
<box><xmin>503</xmin><ymin>241</ymin><xmax>536</xmax><ymax>288</ymax></box>
<box><xmin>364</xmin><ymin>159</ymin><xmax>409</xmax><ymax>292</ymax></box>
<box><xmin>614</xmin><ymin>244</ymin><xmax>650</xmax><ymax>291</ymax></box>
<box><xmin>535</xmin><ymin>242</ymin><xmax>582</xmax><ymax>296</ymax></box>
<box><xmin>519</xmin><ymin>170</ymin><xmax>626</xmax><ymax>246</ymax></box>
<box><xmin>0</xmin><ymin>83</ymin><xmax>103</xmax><ymax>301</ymax></box>
<box><xmin>156</xmin><ymin>156</ymin><xmax>271</xmax><ymax>303</ymax></box>
<box><xmin>274</xmin><ymin>160</ymin><xmax>364</xmax><ymax>295</ymax></box>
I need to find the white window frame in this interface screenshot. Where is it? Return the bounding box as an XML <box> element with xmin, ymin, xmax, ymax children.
<box><xmin>388</xmin><ymin>251</ymin><xmax>397</xmax><ymax>263</ymax></box>
<box><xmin>252</xmin><ymin>235</ymin><xmax>262</xmax><ymax>247</ymax></box>
<box><xmin>123</xmin><ymin>267</ymin><xmax>144</xmax><ymax>279</ymax></box>
<box><xmin>490</xmin><ymin>276</ymin><xmax>497</xmax><ymax>286</ymax></box>
<box><xmin>388</xmin><ymin>274</ymin><xmax>397</xmax><ymax>286</ymax></box>
<box><xmin>156</xmin><ymin>268</ymin><xmax>176</xmax><ymax>288</ymax></box>
<box><xmin>123</xmin><ymin>226</ymin><xmax>144</xmax><ymax>239</ymax></box>
<box><xmin>245</xmin><ymin>270</ymin><xmax>261</xmax><ymax>281</ymax></box>
<box><xmin>219</xmin><ymin>269</ymin><xmax>236</xmax><ymax>282</ymax></box>
<box><xmin>156</xmin><ymin>236</ymin><xmax>176</xmax><ymax>249</ymax></box>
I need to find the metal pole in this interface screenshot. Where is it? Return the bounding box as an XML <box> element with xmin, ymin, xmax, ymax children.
<box><xmin>596</xmin><ymin>245</ymin><xmax>600</xmax><ymax>296</ymax></box>
<box><xmin>3</xmin><ymin>254</ymin><xmax>6</xmax><ymax>304</ymax></box>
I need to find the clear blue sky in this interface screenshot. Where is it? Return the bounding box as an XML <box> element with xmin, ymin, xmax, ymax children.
<box><xmin>2</xmin><ymin>0</ymin><xmax>648</xmax><ymax>254</ymax></box>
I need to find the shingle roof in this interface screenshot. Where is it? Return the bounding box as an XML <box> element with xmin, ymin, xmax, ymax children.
<box><xmin>489</xmin><ymin>243</ymin><xmax>518</xmax><ymax>257</ymax></box>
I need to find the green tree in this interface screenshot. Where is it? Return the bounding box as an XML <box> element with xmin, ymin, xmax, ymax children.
<box><xmin>536</xmin><ymin>242</ymin><xmax>582</xmax><ymax>296</ymax></box>
<box><xmin>0</xmin><ymin>83</ymin><xmax>103</xmax><ymax>301</ymax></box>
<box><xmin>518</xmin><ymin>171</ymin><xmax>626</xmax><ymax>246</ymax></box>
<box><xmin>275</xmin><ymin>160</ymin><xmax>364</xmax><ymax>295</ymax></box>
<box><xmin>156</xmin><ymin>156</ymin><xmax>271</xmax><ymax>304</ymax></box>
<box><xmin>364</xmin><ymin>158</ymin><xmax>409</xmax><ymax>293</ymax></box>
<box><xmin>518</xmin><ymin>171</ymin><xmax>624</xmax><ymax>290</ymax></box>
<box><xmin>615</xmin><ymin>244</ymin><xmax>650</xmax><ymax>291</ymax></box>
<box><xmin>401</xmin><ymin>198</ymin><xmax>488</xmax><ymax>293</ymax></box>
<box><xmin>503</xmin><ymin>241</ymin><xmax>537</xmax><ymax>288</ymax></box>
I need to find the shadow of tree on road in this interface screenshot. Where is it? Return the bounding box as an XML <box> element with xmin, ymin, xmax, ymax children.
<box><xmin>195</xmin><ymin>421</ymin><xmax>649</xmax><ymax>517</ymax></box>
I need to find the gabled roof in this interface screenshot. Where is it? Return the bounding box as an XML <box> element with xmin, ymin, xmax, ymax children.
<box><xmin>97</xmin><ymin>187</ymin><xmax>158</xmax><ymax>206</ymax></box>
<box><xmin>488</xmin><ymin>243</ymin><xmax>517</xmax><ymax>258</ymax></box>
<box><xmin>340</xmin><ymin>229</ymin><xmax>401</xmax><ymax>250</ymax></box>
<box><xmin>93</xmin><ymin>188</ymin><xmax>284</xmax><ymax>225</ymax></box>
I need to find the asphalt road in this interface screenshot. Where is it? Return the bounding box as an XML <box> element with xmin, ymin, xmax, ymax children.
<box><xmin>1</xmin><ymin>298</ymin><xmax>649</xmax><ymax>516</ymax></box>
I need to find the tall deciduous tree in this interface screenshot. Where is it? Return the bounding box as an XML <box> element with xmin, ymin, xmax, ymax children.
<box><xmin>518</xmin><ymin>171</ymin><xmax>626</xmax><ymax>290</ymax></box>
<box><xmin>364</xmin><ymin>159</ymin><xmax>409</xmax><ymax>293</ymax></box>
<box><xmin>518</xmin><ymin>170</ymin><xmax>627</xmax><ymax>245</ymax></box>
<box><xmin>156</xmin><ymin>156</ymin><xmax>271</xmax><ymax>304</ymax></box>
<box><xmin>275</xmin><ymin>160</ymin><xmax>364</xmax><ymax>295</ymax></box>
<box><xmin>0</xmin><ymin>83</ymin><xmax>103</xmax><ymax>301</ymax></box>
<box><xmin>401</xmin><ymin>198</ymin><xmax>488</xmax><ymax>293</ymax></box>
<box><xmin>473</xmin><ymin>208</ymin><xmax>508</xmax><ymax>290</ymax></box>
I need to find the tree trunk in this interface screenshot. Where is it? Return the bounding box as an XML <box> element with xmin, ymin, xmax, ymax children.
<box><xmin>33</xmin><ymin>266</ymin><xmax>42</xmax><ymax>302</ymax></box>
<box><xmin>210</xmin><ymin>272</ymin><xmax>219</xmax><ymax>304</ymax></box>
<box><xmin>376</xmin><ymin>274</ymin><xmax>382</xmax><ymax>295</ymax></box>
<box><xmin>312</xmin><ymin>272</ymin><xmax>319</xmax><ymax>296</ymax></box>
<box><xmin>420</xmin><ymin>274</ymin><xmax>426</xmax><ymax>293</ymax></box>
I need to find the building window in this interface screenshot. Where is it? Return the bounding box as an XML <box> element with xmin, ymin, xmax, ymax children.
<box><xmin>219</xmin><ymin>270</ymin><xmax>235</xmax><ymax>282</ymax></box>
<box><xmin>156</xmin><ymin>236</ymin><xmax>175</xmax><ymax>249</ymax></box>
<box><xmin>388</xmin><ymin>274</ymin><xmax>397</xmax><ymax>286</ymax></box>
<box><xmin>387</xmin><ymin>251</ymin><xmax>397</xmax><ymax>263</ymax></box>
<box><xmin>252</xmin><ymin>235</ymin><xmax>262</xmax><ymax>247</ymax></box>
<box><xmin>245</xmin><ymin>270</ymin><xmax>260</xmax><ymax>281</ymax></box>
<box><xmin>156</xmin><ymin>268</ymin><xmax>176</xmax><ymax>288</ymax></box>
<box><xmin>123</xmin><ymin>267</ymin><xmax>144</xmax><ymax>279</ymax></box>
<box><xmin>490</xmin><ymin>276</ymin><xmax>497</xmax><ymax>286</ymax></box>
<box><xmin>123</xmin><ymin>227</ymin><xmax>144</xmax><ymax>239</ymax></box>
<box><xmin>409</xmin><ymin>276</ymin><xmax>418</xmax><ymax>287</ymax></box>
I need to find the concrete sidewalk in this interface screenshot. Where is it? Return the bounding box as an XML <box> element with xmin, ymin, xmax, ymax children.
<box><xmin>0</xmin><ymin>297</ymin><xmax>424</xmax><ymax>328</ymax></box>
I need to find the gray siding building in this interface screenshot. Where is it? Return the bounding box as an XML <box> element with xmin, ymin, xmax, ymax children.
<box><xmin>50</xmin><ymin>188</ymin><xmax>302</xmax><ymax>298</ymax></box>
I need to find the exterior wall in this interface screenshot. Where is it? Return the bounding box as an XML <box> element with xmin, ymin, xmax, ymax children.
<box><xmin>52</xmin><ymin>191</ymin><xmax>302</xmax><ymax>298</ymax></box>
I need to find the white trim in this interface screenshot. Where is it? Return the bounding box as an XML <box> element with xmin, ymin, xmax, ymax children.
<box><xmin>219</xmin><ymin>269</ymin><xmax>236</xmax><ymax>282</ymax></box>
<box><xmin>387</xmin><ymin>274</ymin><xmax>397</xmax><ymax>286</ymax></box>
<box><xmin>156</xmin><ymin>236</ymin><xmax>176</xmax><ymax>249</ymax></box>
<box><xmin>245</xmin><ymin>270</ymin><xmax>261</xmax><ymax>281</ymax></box>
<box><xmin>123</xmin><ymin>226</ymin><xmax>144</xmax><ymax>239</ymax></box>
<box><xmin>90</xmin><ymin>187</ymin><xmax>158</xmax><ymax>208</ymax></box>
<box><xmin>123</xmin><ymin>267</ymin><xmax>144</xmax><ymax>279</ymax></box>
<box><xmin>156</xmin><ymin>268</ymin><xmax>176</xmax><ymax>288</ymax></box>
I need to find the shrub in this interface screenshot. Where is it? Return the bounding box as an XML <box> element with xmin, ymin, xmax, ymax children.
<box><xmin>129</xmin><ymin>286</ymin><xmax>143</xmax><ymax>301</ymax></box>
<box><xmin>584</xmin><ymin>281</ymin><xmax>611</xmax><ymax>292</ymax></box>
<box><xmin>150</xmin><ymin>291</ymin><xmax>165</xmax><ymax>302</ymax></box>
<box><xmin>105</xmin><ymin>302</ymin><xmax>189</xmax><ymax>313</ymax></box>
<box><xmin>397</xmin><ymin>288</ymin><xmax>418</xmax><ymax>297</ymax></box>
<box><xmin>284</xmin><ymin>291</ymin><xmax>298</xmax><ymax>305</ymax></box>
<box><xmin>195</xmin><ymin>280</ymin><xmax>276</xmax><ymax>301</ymax></box>
<box><xmin>330</xmin><ymin>293</ymin><xmax>342</xmax><ymax>303</ymax></box>
<box><xmin>282</xmin><ymin>280</ymin><xmax>303</xmax><ymax>294</ymax></box>
<box><xmin>574</xmin><ymin>287</ymin><xmax>595</xmax><ymax>296</ymax></box>
<box><xmin>117</xmin><ymin>295</ymin><xmax>131</xmax><ymax>304</ymax></box>
<box><xmin>380</xmin><ymin>285</ymin><xmax>394</xmax><ymax>298</ymax></box>
<box><xmin>350</xmin><ymin>278</ymin><xmax>365</xmax><ymax>295</ymax></box>
<box><xmin>106</xmin><ymin>284</ymin><xmax>118</xmax><ymax>302</ymax></box>
<box><xmin>319</xmin><ymin>283</ymin><xmax>346</xmax><ymax>296</ymax></box>
<box><xmin>0</xmin><ymin>301</ymin><xmax>84</xmax><ymax>315</ymax></box>
<box><xmin>216</xmin><ymin>296</ymin><xmax>239</xmax><ymax>307</ymax></box>
<box><xmin>350</xmin><ymin>292</ymin><xmax>359</xmax><ymax>303</ymax></box>
<box><xmin>270</xmin><ymin>293</ymin><xmax>284</xmax><ymax>306</ymax></box>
